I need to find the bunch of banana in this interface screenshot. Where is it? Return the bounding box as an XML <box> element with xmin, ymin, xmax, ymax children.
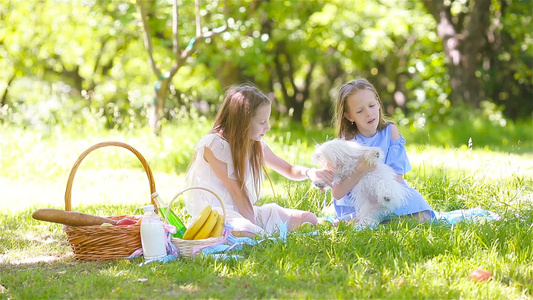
<box><xmin>182</xmin><ymin>205</ymin><xmax>224</xmax><ymax>240</ymax></box>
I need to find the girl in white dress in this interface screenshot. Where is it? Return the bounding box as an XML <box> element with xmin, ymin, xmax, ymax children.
<box><xmin>185</xmin><ymin>84</ymin><xmax>333</xmax><ymax>237</ymax></box>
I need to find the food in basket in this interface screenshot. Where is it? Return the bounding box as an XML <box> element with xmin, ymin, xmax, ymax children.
<box><xmin>116</xmin><ymin>218</ymin><xmax>136</xmax><ymax>226</ymax></box>
<box><xmin>193</xmin><ymin>210</ymin><xmax>219</xmax><ymax>239</ymax></box>
<box><xmin>166</xmin><ymin>187</ymin><xmax>227</xmax><ymax>258</ymax></box>
<box><xmin>32</xmin><ymin>208</ymin><xmax>118</xmax><ymax>226</ymax></box>
<box><xmin>183</xmin><ymin>205</ymin><xmax>223</xmax><ymax>240</ymax></box>
<box><xmin>57</xmin><ymin>141</ymin><xmax>156</xmax><ymax>261</ymax></box>
<box><xmin>210</xmin><ymin>212</ymin><xmax>224</xmax><ymax>237</ymax></box>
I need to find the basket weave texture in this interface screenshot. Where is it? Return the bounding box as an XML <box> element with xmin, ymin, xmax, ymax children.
<box><xmin>166</xmin><ymin>187</ymin><xmax>228</xmax><ymax>258</ymax></box>
<box><xmin>63</xmin><ymin>141</ymin><xmax>156</xmax><ymax>261</ymax></box>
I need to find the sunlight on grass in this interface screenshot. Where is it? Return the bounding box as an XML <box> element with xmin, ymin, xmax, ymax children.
<box><xmin>407</xmin><ymin>145</ymin><xmax>533</xmax><ymax>179</ymax></box>
<box><xmin>1</xmin><ymin>121</ymin><xmax>532</xmax><ymax>299</ymax></box>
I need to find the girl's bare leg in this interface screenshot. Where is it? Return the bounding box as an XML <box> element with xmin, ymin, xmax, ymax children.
<box><xmin>232</xmin><ymin>230</ymin><xmax>257</xmax><ymax>238</ymax></box>
<box><xmin>287</xmin><ymin>210</ymin><xmax>318</xmax><ymax>231</ymax></box>
<box><xmin>409</xmin><ymin>210</ymin><xmax>432</xmax><ymax>223</ymax></box>
<box><xmin>379</xmin><ymin>210</ymin><xmax>432</xmax><ymax>224</ymax></box>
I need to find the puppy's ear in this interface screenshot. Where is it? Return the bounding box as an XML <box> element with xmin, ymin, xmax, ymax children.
<box><xmin>312</xmin><ymin>152</ymin><xmax>321</xmax><ymax>163</ymax></box>
<box><xmin>326</xmin><ymin>147</ymin><xmax>344</xmax><ymax>170</ymax></box>
<box><xmin>317</xmin><ymin>147</ymin><xmax>335</xmax><ymax>169</ymax></box>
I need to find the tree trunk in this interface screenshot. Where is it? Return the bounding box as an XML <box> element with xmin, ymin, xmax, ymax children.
<box><xmin>148</xmin><ymin>78</ymin><xmax>171</xmax><ymax>135</ymax></box>
<box><xmin>137</xmin><ymin>0</ymin><xmax>230</xmax><ymax>134</ymax></box>
<box><xmin>0</xmin><ymin>73</ymin><xmax>15</xmax><ymax>108</ymax></box>
<box><xmin>273</xmin><ymin>44</ymin><xmax>313</xmax><ymax>123</ymax></box>
<box><xmin>423</xmin><ymin>0</ymin><xmax>491</xmax><ymax>108</ymax></box>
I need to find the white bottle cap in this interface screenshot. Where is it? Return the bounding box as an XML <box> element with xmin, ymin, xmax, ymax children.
<box><xmin>142</xmin><ymin>204</ymin><xmax>155</xmax><ymax>212</ymax></box>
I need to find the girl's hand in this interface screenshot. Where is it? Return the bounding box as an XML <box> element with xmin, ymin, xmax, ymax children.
<box><xmin>307</xmin><ymin>168</ymin><xmax>334</xmax><ymax>188</ymax></box>
<box><xmin>355</xmin><ymin>155</ymin><xmax>377</xmax><ymax>175</ymax></box>
<box><xmin>331</xmin><ymin>152</ymin><xmax>377</xmax><ymax>199</ymax></box>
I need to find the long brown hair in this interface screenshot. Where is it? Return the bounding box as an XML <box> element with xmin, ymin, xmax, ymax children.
<box><xmin>211</xmin><ymin>84</ymin><xmax>271</xmax><ymax>199</ymax></box>
<box><xmin>334</xmin><ymin>78</ymin><xmax>389</xmax><ymax>140</ymax></box>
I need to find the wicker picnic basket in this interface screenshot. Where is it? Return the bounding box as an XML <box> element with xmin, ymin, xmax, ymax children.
<box><xmin>62</xmin><ymin>141</ymin><xmax>157</xmax><ymax>261</ymax></box>
<box><xmin>166</xmin><ymin>187</ymin><xmax>227</xmax><ymax>258</ymax></box>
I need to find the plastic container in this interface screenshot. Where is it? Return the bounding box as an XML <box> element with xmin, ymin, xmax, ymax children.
<box><xmin>152</xmin><ymin>192</ymin><xmax>187</xmax><ymax>238</ymax></box>
<box><xmin>140</xmin><ymin>204</ymin><xmax>167</xmax><ymax>260</ymax></box>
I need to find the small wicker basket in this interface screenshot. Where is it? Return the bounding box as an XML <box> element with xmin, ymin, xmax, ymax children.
<box><xmin>166</xmin><ymin>187</ymin><xmax>228</xmax><ymax>258</ymax></box>
<box><xmin>62</xmin><ymin>141</ymin><xmax>157</xmax><ymax>261</ymax></box>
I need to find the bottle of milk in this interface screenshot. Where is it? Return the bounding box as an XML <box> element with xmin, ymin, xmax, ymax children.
<box><xmin>152</xmin><ymin>192</ymin><xmax>187</xmax><ymax>238</ymax></box>
<box><xmin>140</xmin><ymin>204</ymin><xmax>167</xmax><ymax>260</ymax></box>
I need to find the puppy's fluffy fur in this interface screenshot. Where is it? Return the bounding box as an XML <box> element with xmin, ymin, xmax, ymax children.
<box><xmin>313</xmin><ymin>139</ymin><xmax>408</xmax><ymax>227</ymax></box>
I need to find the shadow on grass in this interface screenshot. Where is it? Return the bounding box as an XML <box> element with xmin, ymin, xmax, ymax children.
<box><xmin>2</xmin><ymin>207</ymin><xmax>532</xmax><ymax>298</ymax></box>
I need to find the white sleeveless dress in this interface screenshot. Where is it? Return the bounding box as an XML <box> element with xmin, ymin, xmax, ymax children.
<box><xmin>185</xmin><ymin>133</ymin><xmax>291</xmax><ymax>236</ymax></box>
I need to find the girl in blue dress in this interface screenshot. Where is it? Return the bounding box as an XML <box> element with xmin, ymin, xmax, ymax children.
<box><xmin>331</xmin><ymin>78</ymin><xmax>434</xmax><ymax>223</ymax></box>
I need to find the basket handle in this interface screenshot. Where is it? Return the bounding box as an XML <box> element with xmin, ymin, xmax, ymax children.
<box><xmin>64</xmin><ymin>141</ymin><xmax>157</xmax><ymax>211</ymax></box>
<box><xmin>166</xmin><ymin>187</ymin><xmax>226</xmax><ymax>224</ymax></box>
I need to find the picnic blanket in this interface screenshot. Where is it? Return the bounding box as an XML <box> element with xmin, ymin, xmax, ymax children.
<box><xmin>196</xmin><ymin>206</ymin><xmax>502</xmax><ymax>260</ymax></box>
<box><xmin>433</xmin><ymin>206</ymin><xmax>501</xmax><ymax>225</ymax></box>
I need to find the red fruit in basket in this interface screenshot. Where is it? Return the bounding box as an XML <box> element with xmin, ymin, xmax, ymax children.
<box><xmin>469</xmin><ymin>268</ymin><xmax>492</xmax><ymax>281</ymax></box>
<box><xmin>116</xmin><ymin>218</ymin><xmax>136</xmax><ymax>226</ymax></box>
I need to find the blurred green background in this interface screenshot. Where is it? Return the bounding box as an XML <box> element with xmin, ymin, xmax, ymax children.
<box><xmin>0</xmin><ymin>0</ymin><xmax>531</xmax><ymax>142</ymax></box>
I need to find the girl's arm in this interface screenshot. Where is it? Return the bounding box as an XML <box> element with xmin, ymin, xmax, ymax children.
<box><xmin>263</xmin><ymin>144</ymin><xmax>334</xmax><ymax>186</ymax></box>
<box><xmin>396</xmin><ymin>174</ymin><xmax>404</xmax><ymax>182</ymax></box>
<box><xmin>389</xmin><ymin>124</ymin><xmax>405</xmax><ymax>183</ymax></box>
<box><xmin>203</xmin><ymin>146</ymin><xmax>255</xmax><ymax>223</ymax></box>
<box><xmin>331</xmin><ymin>158</ymin><xmax>376</xmax><ymax>199</ymax></box>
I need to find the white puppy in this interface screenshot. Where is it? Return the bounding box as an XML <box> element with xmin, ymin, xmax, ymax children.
<box><xmin>313</xmin><ymin>139</ymin><xmax>408</xmax><ymax>227</ymax></box>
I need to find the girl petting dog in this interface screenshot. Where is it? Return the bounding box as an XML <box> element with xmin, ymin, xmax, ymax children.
<box><xmin>332</xmin><ymin>78</ymin><xmax>434</xmax><ymax>223</ymax></box>
<box><xmin>185</xmin><ymin>84</ymin><xmax>333</xmax><ymax>237</ymax></box>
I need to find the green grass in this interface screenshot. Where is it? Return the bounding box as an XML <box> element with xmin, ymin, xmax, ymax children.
<box><xmin>1</xmin><ymin>118</ymin><xmax>532</xmax><ymax>299</ymax></box>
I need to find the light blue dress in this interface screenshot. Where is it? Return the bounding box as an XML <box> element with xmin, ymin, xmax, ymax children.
<box><xmin>333</xmin><ymin>124</ymin><xmax>435</xmax><ymax>220</ymax></box>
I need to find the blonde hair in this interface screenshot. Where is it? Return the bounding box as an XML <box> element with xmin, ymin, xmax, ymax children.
<box><xmin>211</xmin><ymin>84</ymin><xmax>271</xmax><ymax>199</ymax></box>
<box><xmin>334</xmin><ymin>78</ymin><xmax>389</xmax><ymax>139</ymax></box>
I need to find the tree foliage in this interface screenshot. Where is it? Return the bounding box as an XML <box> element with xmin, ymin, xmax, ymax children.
<box><xmin>0</xmin><ymin>0</ymin><xmax>531</xmax><ymax>131</ymax></box>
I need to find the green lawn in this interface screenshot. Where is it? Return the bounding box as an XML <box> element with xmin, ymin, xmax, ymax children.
<box><xmin>1</xmin><ymin>120</ymin><xmax>532</xmax><ymax>299</ymax></box>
